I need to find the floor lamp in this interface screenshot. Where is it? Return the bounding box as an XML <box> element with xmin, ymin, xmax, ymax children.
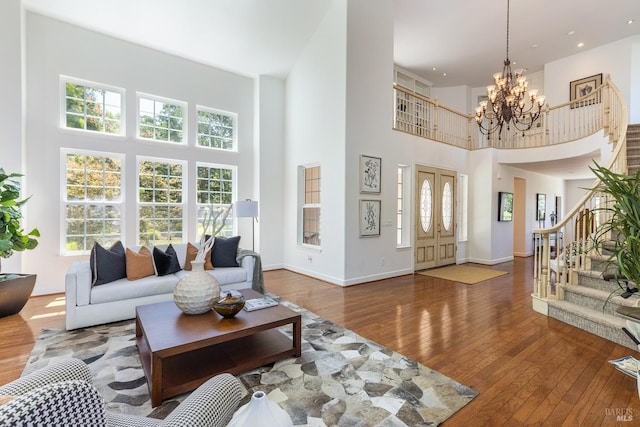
<box><xmin>235</xmin><ymin>199</ymin><xmax>259</xmax><ymax>251</ymax></box>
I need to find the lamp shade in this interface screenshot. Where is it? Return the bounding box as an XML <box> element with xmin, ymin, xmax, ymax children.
<box><xmin>235</xmin><ymin>200</ymin><xmax>258</xmax><ymax>218</ymax></box>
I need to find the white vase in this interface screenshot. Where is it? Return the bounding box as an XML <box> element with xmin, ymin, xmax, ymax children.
<box><xmin>228</xmin><ymin>391</ymin><xmax>293</xmax><ymax>427</ymax></box>
<box><xmin>173</xmin><ymin>260</ymin><xmax>220</xmax><ymax>314</ymax></box>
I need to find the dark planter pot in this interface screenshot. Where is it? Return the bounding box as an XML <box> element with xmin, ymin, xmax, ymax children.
<box><xmin>0</xmin><ymin>274</ymin><xmax>36</xmax><ymax>318</ymax></box>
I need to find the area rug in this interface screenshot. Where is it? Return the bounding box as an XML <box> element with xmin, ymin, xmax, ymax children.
<box><xmin>417</xmin><ymin>264</ymin><xmax>508</xmax><ymax>284</ymax></box>
<box><xmin>24</xmin><ymin>296</ymin><xmax>477</xmax><ymax>426</ymax></box>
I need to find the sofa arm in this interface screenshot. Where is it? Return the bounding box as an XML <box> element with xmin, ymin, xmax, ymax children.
<box><xmin>65</xmin><ymin>261</ymin><xmax>93</xmax><ymax>308</ymax></box>
<box><xmin>0</xmin><ymin>380</ymin><xmax>107</xmax><ymax>426</ymax></box>
<box><xmin>0</xmin><ymin>358</ymin><xmax>92</xmax><ymax>396</ymax></box>
<box><xmin>160</xmin><ymin>373</ymin><xmax>242</xmax><ymax>427</ymax></box>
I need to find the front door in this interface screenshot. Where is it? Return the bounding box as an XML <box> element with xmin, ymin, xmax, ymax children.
<box><xmin>415</xmin><ymin>165</ymin><xmax>456</xmax><ymax>270</ymax></box>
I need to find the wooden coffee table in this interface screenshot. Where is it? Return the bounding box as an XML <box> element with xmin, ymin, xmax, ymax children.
<box><xmin>135</xmin><ymin>289</ymin><xmax>301</xmax><ymax>407</ymax></box>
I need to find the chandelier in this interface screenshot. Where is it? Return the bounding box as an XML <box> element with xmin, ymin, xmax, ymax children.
<box><xmin>475</xmin><ymin>0</ymin><xmax>545</xmax><ymax>138</ymax></box>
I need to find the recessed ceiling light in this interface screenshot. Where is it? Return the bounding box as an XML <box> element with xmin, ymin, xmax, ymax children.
<box><xmin>628</xmin><ymin>19</ymin><xmax>635</xmax><ymax>25</ymax></box>
<box><xmin>442</xmin><ymin>73</ymin><xmax>447</xmax><ymax>77</ymax></box>
<box><xmin>568</xmin><ymin>30</ymin><xmax>576</xmax><ymax>36</ymax></box>
<box><xmin>578</xmin><ymin>42</ymin><xmax>584</xmax><ymax>48</ymax></box>
<box><xmin>532</xmin><ymin>44</ymin><xmax>539</xmax><ymax>48</ymax></box>
<box><xmin>432</xmin><ymin>67</ymin><xmax>437</xmax><ymax>71</ymax></box>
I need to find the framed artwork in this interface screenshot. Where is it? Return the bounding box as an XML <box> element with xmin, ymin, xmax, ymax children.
<box><xmin>570</xmin><ymin>73</ymin><xmax>602</xmax><ymax>109</ymax></box>
<box><xmin>360</xmin><ymin>199</ymin><xmax>381</xmax><ymax>236</ymax></box>
<box><xmin>536</xmin><ymin>193</ymin><xmax>546</xmax><ymax>220</ymax></box>
<box><xmin>360</xmin><ymin>155</ymin><xmax>381</xmax><ymax>194</ymax></box>
<box><xmin>498</xmin><ymin>192</ymin><xmax>513</xmax><ymax>222</ymax></box>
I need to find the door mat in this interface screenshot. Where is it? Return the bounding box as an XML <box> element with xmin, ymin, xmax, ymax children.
<box><xmin>417</xmin><ymin>264</ymin><xmax>509</xmax><ymax>284</ymax></box>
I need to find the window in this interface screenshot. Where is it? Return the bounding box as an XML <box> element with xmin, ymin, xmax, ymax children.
<box><xmin>197</xmin><ymin>106</ymin><xmax>237</xmax><ymax>150</ymax></box>
<box><xmin>138</xmin><ymin>94</ymin><xmax>185</xmax><ymax>143</ymax></box>
<box><xmin>458</xmin><ymin>174</ymin><xmax>468</xmax><ymax>241</ymax></box>
<box><xmin>62</xmin><ymin>78</ymin><xmax>123</xmax><ymax>135</ymax></box>
<box><xmin>301</xmin><ymin>165</ymin><xmax>321</xmax><ymax>246</ymax></box>
<box><xmin>196</xmin><ymin>163</ymin><xmax>236</xmax><ymax>238</ymax></box>
<box><xmin>397</xmin><ymin>165</ymin><xmax>410</xmax><ymax>247</ymax></box>
<box><xmin>62</xmin><ymin>151</ymin><xmax>124</xmax><ymax>254</ymax></box>
<box><xmin>138</xmin><ymin>158</ymin><xmax>186</xmax><ymax>245</ymax></box>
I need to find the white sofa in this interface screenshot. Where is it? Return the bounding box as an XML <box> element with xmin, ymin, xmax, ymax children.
<box><xmin>65</xmin><ymin>243</ymin><xmax>256</xmax><ymax>330</ymax></box>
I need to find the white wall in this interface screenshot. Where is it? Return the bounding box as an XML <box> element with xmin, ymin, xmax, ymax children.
<box><xmin>24</xmin><ymin>12</ymin><xmax>256</xmax><ymax>295</ymax></box>
<box><xmin>431</xmin><ymin>85</ymin><xmax>471</xmax><ymax>114</ymax></box>
<box><xmin>283</xmin><ymin>0</ymin><xmax>347</xmax><ymax>284</ymax></box>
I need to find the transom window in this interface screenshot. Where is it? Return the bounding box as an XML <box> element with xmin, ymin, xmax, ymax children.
<box><xmin>197</xmin><ymin>106</ymin><xmax>237</xmax><ymax>150</ymax></box>
<box><xmin>138</xmin><ymin>158</ymin><xmax>185</xmax><ymax>245</ymax></box>
<box><xmin>138</xmin><ymin>95</ymin><xmax>185</xmax><ymax>143</ymax></box>
<box><xmin>62</xmin><ymin>78</ymin><xmax>123</xmax><ymax>135</ymax></box>
<box><xmin>301</xmin><ymin>165</ymin><xmax>321</xmax><ymax>246</ymax></box>
<box><xmin>62</xmin><ymin>151</ymin><xmax>124</xmax><ymax>254</ymax></box>
<box><xmin>196</xmin><ymin>164</ymin><xmax>235</xmax><ymax>238</ymax></box>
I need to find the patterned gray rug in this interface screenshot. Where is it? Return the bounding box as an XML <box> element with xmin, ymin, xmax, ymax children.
<box><xmin>25</xmin><ymin>296</ymin><xmax>477</xmax><ymax>426</ymax></box>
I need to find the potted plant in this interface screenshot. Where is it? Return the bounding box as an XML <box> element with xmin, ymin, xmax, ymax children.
<box><xmin>0</xmin><ymin>168</ymin><xmax>40</xmax><ymax>317</ymax></box>
<box><xmin>589</xmin><ymin>163</ymin><xmax>640</xmax><ymax>309</ymax></box>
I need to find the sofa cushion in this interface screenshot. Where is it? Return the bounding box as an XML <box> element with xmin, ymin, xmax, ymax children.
<box><xmin>90</xmin><ymin>241</ymin><xmax>126</xmax><ymax>286</ymax></box>
<box><xmin>211</xmin><ymin>236</ymin><xmax>241</xmax><ymax>267</ymax></box>
<box><xmin>153</xmin><ymin>244</ymin><xmax>182</xmax><ymax>276</ymax></box>
<box><xmin>175</xmin><ymin>267</ymin><xmax>247</xmax><ymax>286</ymax></box>
<box><xmin>184</xmin><ymin>242</ymin><xmax>214</xmax><ymax>270</ymax></box>
<box><xmin>90</xmin><ymin>274</ymin><xmax>178</xmax><ymax>304</ymax></box>
<box><xmin>125</xmin><ymin>246</ymin><xmax>155</xmax><ymax>280</ymax></box>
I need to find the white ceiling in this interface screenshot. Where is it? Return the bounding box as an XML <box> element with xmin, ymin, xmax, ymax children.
<box><xmin>21</xmin><ymin>0</ymin><xmax>640</xmax><ymax>180</ymax></box>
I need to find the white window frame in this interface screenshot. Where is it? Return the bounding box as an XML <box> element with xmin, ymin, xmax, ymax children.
<box><xmin>196</xmin><ymin>105</ymin><xmax>238</xmax><ymax>151</ymax></box>
<box><xmin>458</xmin><ymin>173</ymin><xmax>468</xmax><ymax>242</ymax></box>
<box><xmin>60</xmin><ymin>76</ymin><xmax>125</xmax><ymax>136</ymax></box>
<box><xmin>298</xmin><ymin>163</ymin><xmax>321</xmax><ymax>248</ymax></box>
<box><xmin>195</xmin><ymin>162</ymin><xmax>237</xmax><ymax>239</ymax></box>
<box><xmin>137</xmin><ymin>93</ymin><xmax>187</xmax><ymax>144</ymax></box>
<box><xmin>397</xmin><ymin>165</ymin><xmax>411</xmax><ymax>248</ymax></box>
<box><xmin>137</xmin><ymin>157</ymin><xmax>187</xmax><ymax>246</ymax></box>
<box><xmin>60</xmin><ymin>149</ymin><xmax>125</xmax><ymax>255</ymax></box>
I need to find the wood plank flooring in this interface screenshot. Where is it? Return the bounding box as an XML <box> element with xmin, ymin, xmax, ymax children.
<box><xmin>1</xmin><ymin>256</ymin><xmax>638</xmax><ymax>425</ymax></box>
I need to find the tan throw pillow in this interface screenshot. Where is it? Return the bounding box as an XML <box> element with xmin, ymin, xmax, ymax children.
<box><xmin>184</xmin><ymin>242</ymin><xmax>214</xmax><ymax>271</ymax></box>
<box><xmin>126</xmin><ymin>246</ymin><xmax>156</xmax><ymax>280</ymax></box>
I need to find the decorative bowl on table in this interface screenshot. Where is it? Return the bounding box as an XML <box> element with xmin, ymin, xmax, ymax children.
<box><xmin>211</xmin><ymin>291</ymin><xmax>245</xmax><ymax>318</ymax></box>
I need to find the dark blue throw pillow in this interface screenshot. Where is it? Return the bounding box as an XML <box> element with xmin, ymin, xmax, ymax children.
<box><xmin>90</xmin><ymin>241</ymin><xmax>126</xmax><ymax>286</ymax></box>
<box><xmin>153</xmin><ymin>244</ymin><xmax>182</xmax><ymax>276</ymax></box>
<box><xmin>211</xmin><ymin>236</ymin><xmax>241</xmax><ymax>267</ymax></box>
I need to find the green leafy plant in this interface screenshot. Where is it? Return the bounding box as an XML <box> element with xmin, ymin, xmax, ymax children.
<box><xmin>0</xmin><ymin>168</ymin><xmax>40</xmax><ymax>270</ymax></box>
<box><xmin>589</xmin><ymin>162</ymin><xmax>640</xmax><ymax>307</ymax></box>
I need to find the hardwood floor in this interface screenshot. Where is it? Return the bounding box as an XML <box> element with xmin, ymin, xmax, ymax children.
<box><xmin>1</xmin><ymin>257</ymin><xmax>638</xmax><ymax>425</ymax></box>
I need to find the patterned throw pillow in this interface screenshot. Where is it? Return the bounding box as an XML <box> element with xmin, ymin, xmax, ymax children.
<box><xmin>90</xmin><ymin>241</ymin><xmax>126</xmax><ymax>286</ymax></box>
<box><xmin>153</xmin><ymin>244</ymin><xmax>182</xmax><ymax>276</ymax></box>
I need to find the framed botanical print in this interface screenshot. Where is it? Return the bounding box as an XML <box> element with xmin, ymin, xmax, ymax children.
<box><xmin>536</xmin><ymin>193</ymin><xmax>546</xmax><ymax>220</ymax></box>
<box><xmin>359</xmin><ymin>199</ymin><xmax>381</xmax><ymax>236</ymax></box>
<box><xmin>498</xmin><ymin>192</ymin><xmax>513</xmax><ymax>222</ymax></box>
<box><xmin>360</xmin><ymin>155</ymin><xmax>381</xmax><ymax>194</ymax></box>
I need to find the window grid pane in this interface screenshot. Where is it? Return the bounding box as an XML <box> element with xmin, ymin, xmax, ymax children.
<box><xmin>64</xmin><ymin>153</ymin><xmax>123</xmax><ymax>253</ymax></box>
<box><xmin>138</xmin><ymin>97</ymin><xmax>184</xmax><ymax>143</ymax></box>
<box><xmin>197</xmin><ymin>109</ymin><xmax>236</xmax><ymax>150</ymax></box>
<box><xmin>138</xmin><ymin>160</ymin><xmax>184</xmax><ymax>245</ymax></box>
<box><xmin>196</xmin><ymin>165</ymin><xmax>234</xmax><ymax>238</ymax></box>
<box><xmin>64</xmin><ymin>82</ymin><xmax>122</xmax><ymax>134</ymax></box>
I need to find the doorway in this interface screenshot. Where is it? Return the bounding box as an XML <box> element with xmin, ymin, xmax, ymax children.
<box><xmin>415</xmin><ymin>165</ymin><xmax>456</xmax><ymax>270</ymax></box>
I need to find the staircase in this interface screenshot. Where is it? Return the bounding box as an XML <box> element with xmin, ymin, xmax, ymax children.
<box><xmin>548</xmin><ymin>254</ymin><xmax>640</xmax><ymax>351</ymax></box>
<box><xmin>626</xmin><ymin>123</ymin><xmax>640</xmax><ymax>175</ymax></box>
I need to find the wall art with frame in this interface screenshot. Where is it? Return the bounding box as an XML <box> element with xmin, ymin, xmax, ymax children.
<box><xmin>570</xmin><ymin>73</ymin><xmax>602</xmax><ymax>109</ymax></box>
<box><xmin>360</xmin><ymin>199</ymin><xmax>381</xmax><ymax>236</ymax></box>
<box><xmin>536</xmin><ymin>193</ymin><xmax>546</xmax><ymax>221</ymax></box>
<box><xmin>498</xmin><ymin>192</ymin><xmax>513</xmax><ymax>222</ymax></box>
<box><xmin>360</xmin><ymin>155</ymin><xmax>381</xmax><ymax>194</ymax></box>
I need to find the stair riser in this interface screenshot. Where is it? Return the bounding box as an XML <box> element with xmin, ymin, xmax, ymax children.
<box><xmin>563</xmin><ymin>289</ymin><xmax>619</xmax><ymax>316</ymax></box>
<box><xmin>548</xmin><ymin>306</ymin><xmax>636</xmax><ymax>350</ymax></box>
<box><xmin>576</xmin><ymin>273</ymin><xmax>621</xmax><ymax>293</ymax></box>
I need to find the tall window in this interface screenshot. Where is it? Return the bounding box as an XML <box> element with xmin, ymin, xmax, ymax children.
<box><xmin>197</xmin><ymin>106</ymin><xmax>237</xmax><ymax>150</ymax></box>
<box><xmin>62</xmin><ymin>78</ymin><xmax>123</xmax><ymax>135</ymax></box>
<box><xmin>458</xmin><ymin>173</ymin><xmax>468</xmax><ymax>242</ymax></box>
<box><xmin>138</xmin><ymin>94</ymin><xmax>185</xmax><ymax>143</ymax></box>
<box><xmin>301</xmin><ymin>165</ymin><xmax>321</xmax><ymax>246</ymax></box>
<box><xmin>62</xmin><ymin>151</ymin><xmax>124</xmax><ymax>254</ymax></box>
<box><xmin>138</xmin><ymin>158</ymin><xmax>185</xmax><ymax>245</ymax></box>
<box><xmin>196</xmin><ymin>164</ymin><xmax>235</xmax><ymax>238</ymax></box>
<box><xmin>397</xmin><ymin>165</ymin><xmax>410</xmax><ymax>247</ymax></box>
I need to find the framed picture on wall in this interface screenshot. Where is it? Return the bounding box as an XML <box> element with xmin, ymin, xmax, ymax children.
<box><xmin>360</xmin><ymin>155</ymin><xmax>381</xmax><ymax>193</ymax></box>
<box><xmin>498</xmin><ymin>192</ymin><xmax>513</xmax><ymax>222</ymax></box>
<box><xmin>536</xmin><ymin>193</ymin><xmax>546</xmax><ymax>220</ymax></box>
<box><xmin>570</xmin><ymin>73</ymin><xmax>602</xmax><ymax>109</ymax></box>
<box><xmin>360</xmin><ymin>199</ymin><xmax>381</xmax><ymax>236</ymax></box>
